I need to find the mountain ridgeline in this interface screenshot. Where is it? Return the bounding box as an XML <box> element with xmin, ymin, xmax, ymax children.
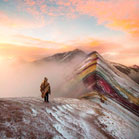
<box><xmin>35</xmin><ymin>49</ymin><xmax>139</xmax><ymax>84</ymax></box>
<box><xmin>64</xmin><ymin>51</ymin><xmax>139</xmax><ymax>116</ymax></box>
<box><xmin>35</xmin><ymin>49</ymin><xmax>86</xmax><ymax>63</ymax></box>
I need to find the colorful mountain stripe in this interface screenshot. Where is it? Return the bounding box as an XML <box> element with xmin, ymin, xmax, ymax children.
<box><xmin>67</xmin><ymin>51</ymin><xmax>139</xmax><ymax>116</ymax></box>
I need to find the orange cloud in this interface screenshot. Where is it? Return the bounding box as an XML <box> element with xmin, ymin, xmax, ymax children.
<box><xmin>20</xmin><ymin>0</ymin><xmax>139</xmax><ymax>37</ymax></box>
<box><xmin>13</xmin><ymin>35</ymin><xmax>70</xmax><ymax>49</ymax></box>
<box><xmin>0</xmin><ymin>43</ymin><xmax>49</xmax><ymax>61</ymax></box>
<box><xmin>74</xmin><ymin>0</ymin><xmax>139</xmax><ymax>38</ymax></box>
<box><xmin>72</xmin><ymin>37</ymin><xmax>139</xmax><ymax>65</ymax></box>
<box><xmin>0</xmin><ymin>36</ymin><xmax>74</xmax><ymax>61</ymax></box>
<box><xmin>74</xmin><ymin>38</ymin><xmax>121</xmax><ymax>53</ymax></box>
<box><xmin>0</xmin><ymin>37</ymin><xmax>138</xmax><ymax>65</ymax></box>
<box><xmin>3</xmin><ymin>0</ymin><xmax>139</xmax><ymax>38</ymax></box>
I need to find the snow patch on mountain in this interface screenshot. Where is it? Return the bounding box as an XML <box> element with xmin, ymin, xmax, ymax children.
<box><xmin>0</xmin><ymin>97</ymin><xmax>138</xmax><ymax>139</ymax></box>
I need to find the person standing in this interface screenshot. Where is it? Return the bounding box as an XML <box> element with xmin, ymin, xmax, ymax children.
<box><xmin>40</xmin><ymin>77</ymin><xmax>51</xmax><ymax>102</ymax></box>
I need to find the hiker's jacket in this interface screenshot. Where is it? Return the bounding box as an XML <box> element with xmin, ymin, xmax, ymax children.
<box><xmin>40</xmin><ymin>81</ymin><xmax>51</xmax><ymax>98</ymax></box>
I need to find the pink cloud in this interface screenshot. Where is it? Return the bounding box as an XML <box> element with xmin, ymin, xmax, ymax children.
<box><xmin>20</xmin><ymin>0</ymin><xmax>139</xmax><ymax>37</ymax></box>
<box><xmin>0</xmin><ymin>39</ymin><xmax>74</xmax><ymax>61</ymax></box>
<box><xmin>25</xmin><ymin>0</ymin><xmax>36</xmax><ymax>6</ymax></box>
<box><xmin>22</xmin><ymin>0</ymin><xmax>77</xmax><ymax>18</ymax></box>
<box><xmin>73</xmin><ymin>0</ymin><xmax>139</xmax><ymax>38</ymax></box>
<box><xmin>2</xmin><ymin>0</ymin><xmax>139</xmax><ymax>38</ymax></box>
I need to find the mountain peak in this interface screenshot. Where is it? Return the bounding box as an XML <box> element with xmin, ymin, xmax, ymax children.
<box><xmin>67</xmin><ymin>51</ymin><xmax>139</xmax><ymax>116</ymax></box>
<box><xmin>37</xmin><ymin>49</ymin><xmax>86</xmax><ymax>63</ymax></box>
<box><xmin>72</xmin><ymin>48</ymin><xmax>83</xmax><ymax>52</ymax></box>
<box><xmin>88</xmin><ymin>51</ymin><xmax>99</xmax><ymax>55</ymax></box>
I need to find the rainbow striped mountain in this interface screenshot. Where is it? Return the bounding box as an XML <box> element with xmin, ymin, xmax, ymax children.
<box><xmin>67</xmin><ymin>51</ymin><xmax>139</xmax><ymax>116</ymax></box>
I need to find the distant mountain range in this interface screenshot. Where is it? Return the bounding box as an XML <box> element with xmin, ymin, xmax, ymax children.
<box><xmin>35</xmin><ymin>49</ymin><xmax>139</xmax><ymax>84</ymax></box>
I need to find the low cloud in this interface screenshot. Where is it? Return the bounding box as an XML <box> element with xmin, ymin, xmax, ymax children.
<box><xmin>0</xmin><ymin>55</ymin><xmax>83</xmax><ymax>98</ymax></box>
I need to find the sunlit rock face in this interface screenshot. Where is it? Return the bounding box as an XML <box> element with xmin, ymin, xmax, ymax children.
<box><xmin>0</xmin><ymin>97</ymin><xmax>138</xmax><ymax>139</ymax></box>
<box><xmin>67</xmin><ymin>51</ymin><xmax>139</xmax><ymax>116</ymax></box>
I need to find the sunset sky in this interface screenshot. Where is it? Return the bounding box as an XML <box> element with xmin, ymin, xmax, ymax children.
<box><xmin>0</xmin><ymin>0</ymin><xmax>138</xmax><ymax>65</ymax></box>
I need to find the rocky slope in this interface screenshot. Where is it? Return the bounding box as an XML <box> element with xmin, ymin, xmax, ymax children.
<box><xmin>111</xmin><ymin>62</ymin><xmax>139</xmax><ymax>84</ymax></box>
<box><xmin>65</xmin><ymin>51</ymin><xmax>139</xmax><ymax>116</ymax></box>
<box><xmin>0</xmin><ymin>97</ymin><xmax>138</xmax><ymax>139</ymax></box>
